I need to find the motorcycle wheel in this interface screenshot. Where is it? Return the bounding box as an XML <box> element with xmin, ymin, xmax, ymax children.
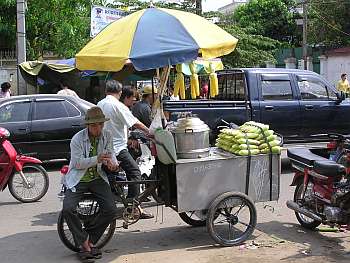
<box><xmin>8</xmin><ymin>164</ymin><xmax>49</xmax><ymax>203</ymax></box>
<box><xmin>57</xmin><ymin>195</ymin><xmax>116</xmax><ymax>252</ymax></box>
<box><xmin>294</xmin><ymin>180</ymin><xmax>321</xmax><ymax>230</ymax></box>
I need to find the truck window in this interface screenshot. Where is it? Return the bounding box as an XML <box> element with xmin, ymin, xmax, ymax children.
<box><xmin>261</xmin><ymin>80</ymin><xmax>293</xmax><ymax>100</ymax></box>
<box><xmin>216</xmin><ymin>72</ymin><xmax>246</xmax><ymax>101</ymax></box>
<box><xmin>297</xmin><ymin>77</ymin><xmax>330</xmax><ymax>100</ymax></box>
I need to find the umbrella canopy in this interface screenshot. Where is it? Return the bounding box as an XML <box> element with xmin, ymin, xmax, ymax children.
<box><xmin>19</xmin><ymin>59</ymin><xmax>78</xmax><ymax>86</ymax></box>
<box><xmin>76</xmin><ymin>7</ymin><xmax>238</xmax><ymax>72</ymax></box>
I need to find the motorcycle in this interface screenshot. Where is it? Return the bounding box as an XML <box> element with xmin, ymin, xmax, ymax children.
<box><xmin>287</xmin><ymin>146</ymin><xmax>350</xmax><ymax>229</ymax></box>
<box><xmin>326</xmin><ymin>133</ymin><xmax>350</xmax><ymax>175</ymax></box>
<box><xmin>0</xmin><ymin>127</ymin><xmax>49</xmax><ymax>202</ymax></box>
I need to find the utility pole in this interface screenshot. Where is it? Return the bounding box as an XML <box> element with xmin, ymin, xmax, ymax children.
<box><xmin>302</xmin><ymin>0</ymin><xmax>308</xmax><ymax>70</ymax></box>
<box><xmin>16</xmin><ymin>0</ymin><xmax>27</xmax><ymax>95</ymax></box>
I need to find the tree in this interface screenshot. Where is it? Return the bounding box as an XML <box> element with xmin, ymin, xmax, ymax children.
<box><xmin>233</xmin><ymin>0</ymin><xmax>300</xmax><ymax>46</ymax></box>
<box><xmin>25</xmin><ymin>0</ymin><xmax>93</xmax><ymax>59</ymax></box>
<box><xmin>308</xmin><ymin>0</ymin><xmax>350</xmax><ymax>49</ymax></box>
<box><xmin>0</xmin><ymin>0</ymin><xmax>16</xmax><ymax>49</ymax></box>
<box><xmin>220</xmin><ymin>24</ymin><xmax>280</xmax><ymax>68</ymax></box>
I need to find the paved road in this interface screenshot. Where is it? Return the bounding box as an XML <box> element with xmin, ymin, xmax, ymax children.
<box><xmin>1</xmin><ymin>164</ymin><xmax>350</xmax><ymax>263</ymax></box>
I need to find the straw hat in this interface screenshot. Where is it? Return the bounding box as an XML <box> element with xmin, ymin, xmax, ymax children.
<box><xmin>85</xmin><ymin>106</ymin><xmax>109</xmax><ymax>124</ymax></box>
<box><xmin>142</xmin><ymin>85</ymin><xmax>158</xmax><ymax>95</ymax></box>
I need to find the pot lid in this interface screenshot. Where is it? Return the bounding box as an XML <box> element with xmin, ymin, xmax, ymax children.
<box><xmin>171</xmin><ymin>116</ymin><xmax>209</xmax><ymax>133</ymax></box>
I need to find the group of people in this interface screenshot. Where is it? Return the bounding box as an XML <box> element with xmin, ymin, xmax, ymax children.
<box><xmin>62</xmin><ymin>80</ymin><xmax>157</xmax><ymax>262</ymax></box>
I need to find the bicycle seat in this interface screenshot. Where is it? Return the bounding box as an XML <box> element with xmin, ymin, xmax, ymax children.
<box><xmin>287</xmin><ymin>148</ymin><xmax>328</xmax><ymax>167</ymax></box>
<box><xmin>313</xmin><ymin>161</ymin><xmax>345</xmax><ymax>178</ymax></box>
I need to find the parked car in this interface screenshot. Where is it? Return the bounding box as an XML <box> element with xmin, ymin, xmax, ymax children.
<box><xmin>0</xmin><ymin>94</ymin><xmax>94</xmax><ymax>160</ymax></box>
<box><xmin>164</xmin><ymin>68</ymin><xmax>348</xmax><ymax>143</ymax></box>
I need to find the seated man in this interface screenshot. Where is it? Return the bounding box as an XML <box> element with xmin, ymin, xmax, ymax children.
<box><xmin>62</xmin><ymin>106</ymin><xmax>118</xmax><ymax>263</ymax></box>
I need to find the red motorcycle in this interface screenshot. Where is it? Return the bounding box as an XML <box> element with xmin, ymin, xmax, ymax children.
<box><xmin>326</xmin><ymin>133</ymin><xmax>350</xmax><ymax>175</ymax></box>
<box><xmin>0</xmin><ymin>127</ymin><xmax>49</xmax><ymax>202</ymax></box>
<box><xmin>287</xmin><ymin>147</ymin><xmax>350</xmax><ymax>229</ymax></box>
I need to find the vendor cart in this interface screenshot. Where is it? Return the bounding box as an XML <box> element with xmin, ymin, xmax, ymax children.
<box><xmin>155</xmin><ymin>147</ymin><xmax>281</xmax><ymax>246</ymax></box>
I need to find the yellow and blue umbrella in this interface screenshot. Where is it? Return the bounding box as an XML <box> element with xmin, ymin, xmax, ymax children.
<box><xmin>76</xmin><ymin>7</ymin><xmax>238</xmax><ymax>72</ymax></box>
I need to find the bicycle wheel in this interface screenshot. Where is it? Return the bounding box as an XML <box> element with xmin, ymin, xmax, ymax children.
<box><xmin>57</xmin><ymin>195</ymin><xmax>116</xmax><ymax>252</ymax></box>
<box><xmin>207</xmin><ymin>192</ymin><xmax>257</xmax><ymax>246</ymax></box>
<box><xmin>8</xmin><ymin>164</ymin><xmax>49</xmax><ymax>203</ymax></box>
<box><xmin>179</xmin><ymin>211</ymin><xmax>207</xmax><ymax>227</ymax></box>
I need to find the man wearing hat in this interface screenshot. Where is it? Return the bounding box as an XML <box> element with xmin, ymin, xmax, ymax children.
<box><xmin>132</xmin><ymin>84</ymin><xmax>158</xmax><ymax>127</ymax></box>
<box><xmin>98</xmin><ymin>80</ymin><xmax>154</xmax><ymax>219</ymax></box>
<box><xmin>62</xmin><ymin>106</ymin><xmax>118</xmax><ymax>262</ymax></box>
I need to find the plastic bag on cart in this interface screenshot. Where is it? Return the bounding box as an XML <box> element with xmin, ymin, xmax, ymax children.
<box><xmin>150</xmin><ymin>108</ymin><xmax>166</xmax><ymax>135</ymax></box>
<box><xmin>154</xmin><ymin>128</ymin><xmax>177</xmax><ymax>164</ymax></box>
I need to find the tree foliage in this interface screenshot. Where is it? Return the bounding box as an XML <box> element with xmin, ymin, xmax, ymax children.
<box><xmin>0</xmin><ymin>0</ymin><xmax>199</xmax><ymax>59</ymax></box>
<box><xmin>220</xmin><ymin>24</ymin><xmax>280</xmax><ymax>67</ymax></box>
<box><xmin>233</xmin><ymin>0</ymin><xmax>300</xmax><ymax>46</ymax></box>
<box><xmin>0</xmin><ymin>0</ymin><xmax>16</xmax><ymax>49</ymax></box>
<box><xmin>25</xmin><ymin>0</ymin><xmax>93</xmax><ymax>59</ymax></box>
<box><xmin>0</xmin><ymin>0</ymin><xmax>278</xmax><ymax>68</ymax></box>
<box><xmin>308</xmin><ymin>0</ymin><xmax>350</xmax><ymax>49</ymax></box>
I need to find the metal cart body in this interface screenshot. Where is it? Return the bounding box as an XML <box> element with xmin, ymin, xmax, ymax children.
<box><xmin>175</xmin><ymin>148</ymin><xmax>280</xmax><ymax>213</ymax></box>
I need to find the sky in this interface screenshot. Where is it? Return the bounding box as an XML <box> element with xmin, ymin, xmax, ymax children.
<box><xmin>202</xmin><ymin>0</ymin><xmax>233</xmax><ymax>12</ymax></box>
<box><xmin>139</xmin><ymin>0</ymin><xmax>233</xmax><ymax>12</ymax></box>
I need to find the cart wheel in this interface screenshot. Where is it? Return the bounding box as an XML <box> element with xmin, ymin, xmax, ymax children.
<box><xmin>206</xmin><ymin>192</ymin><xmax>257</xmax><ymax>246</ymax></box>
<box><xmin>179</xmin><ymin>211</ymin><xmax>207</xmax><ymax>227</ymax></box>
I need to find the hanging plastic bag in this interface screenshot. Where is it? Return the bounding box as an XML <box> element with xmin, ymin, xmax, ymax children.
<box><xmin>150</xmin><ymin>108</ymin><xmax>165</xmax><ymax>135</ymax></box>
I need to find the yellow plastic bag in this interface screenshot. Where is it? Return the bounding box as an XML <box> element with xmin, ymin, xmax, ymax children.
<box><xmin>189</xmin><ymin>62</ymin><xmax>199</xmax><ymax>98</ymax></box>
<box><xmin>174</xmin><ymin>64</ymin><xmax>186</xmax><ymax>99</ymax></box>
<box><xmin>209</xmin><ymin>62</ymin><xmax>219</xmax><ymax>97</ymax></box>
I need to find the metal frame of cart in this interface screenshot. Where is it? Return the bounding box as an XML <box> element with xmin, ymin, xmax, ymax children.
<box><xmin>155</xmin><ymin>147</ymin><xmax>281</xmax><ymax>246</ymax></box>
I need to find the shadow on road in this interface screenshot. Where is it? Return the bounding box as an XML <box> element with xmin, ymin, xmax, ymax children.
<box><xmin>255</xmin><ymin>220</ymin><xmax>350</xmax><ymax>262</ymax></box>
<box><xmin>0</xmin><ymin>201</ymin><xmax>21</xmax><ymax>207</ymax></box>
<box><xmin>31</xmin><ymin>211</ymin><xmax>59</xmax><ymax>227</ymax></box>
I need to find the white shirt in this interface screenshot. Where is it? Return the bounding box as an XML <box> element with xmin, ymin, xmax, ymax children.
<box><xmin>0</xmin><ymin>90</ymin><xmax>10</xmax><ymax>99</ymax></box>
<box><xmin>57</xmin><ymin>88</ymin><xmax>79</xmax><ymax>97</ymax></box>
<box><xmin>97</xmin><ymin>95</ymin><xmax>138</xmax><ymax>155</ymax></box>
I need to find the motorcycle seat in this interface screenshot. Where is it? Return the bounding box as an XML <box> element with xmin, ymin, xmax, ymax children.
<box><xmin>287</xmin><ymin>148</ymin><xmax>328</xmax><ymax>167</ymax></box>
<box><xmin>314</xmin><ymin>161</ymin><xmax>345</xmax><ymax>177</ymax></box>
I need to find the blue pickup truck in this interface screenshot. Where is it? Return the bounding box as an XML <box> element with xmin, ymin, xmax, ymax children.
<box><xmin>163</xmin><ymin>68</ymin><xmax>349</xmax><ymax>143</ymax></box>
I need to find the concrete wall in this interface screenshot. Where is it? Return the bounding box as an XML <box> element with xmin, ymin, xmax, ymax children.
<box><xmin>321</xmin><ymin>54</ymin><xmax>350</xmax><ymax>86</ymax></box>
<box><xmin>0</xmin><ymin>67</ymin><xmax>18</xmax><ymax>95</ymax></box>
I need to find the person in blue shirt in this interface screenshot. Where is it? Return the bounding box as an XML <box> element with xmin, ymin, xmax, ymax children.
<box><xmin>62</xmin><ymin>106</ymin><xmax>118</xmax><ymax>262</ymax></box>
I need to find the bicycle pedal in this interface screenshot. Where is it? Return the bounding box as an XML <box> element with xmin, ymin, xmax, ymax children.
<box><xmin>122</xmin><ymin>222</ymin><xmax>128</xmax><ymax>229</ymax></box>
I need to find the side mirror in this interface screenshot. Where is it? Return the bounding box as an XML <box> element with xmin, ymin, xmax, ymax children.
<box><xmin>336</xmin><ymin>91</ymin><xmax>345</xmax><ymax>104</ymax></box>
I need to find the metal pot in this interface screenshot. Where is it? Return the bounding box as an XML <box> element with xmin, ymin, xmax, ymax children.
<box><xmin>170</xmin><ymin>116</ymin><xmax>210</xmax><ymax>159</ymax></box>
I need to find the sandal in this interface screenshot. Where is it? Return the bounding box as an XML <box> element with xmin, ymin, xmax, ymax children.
<box><xmin>91</xmin><ymin>247</ymin><xmax>102</xmax><ymax>259</ymax></box>
<box><xmin>77</xmin><ymin>250</ymin><xmax>95</xmax><ymax>263</ymax></box>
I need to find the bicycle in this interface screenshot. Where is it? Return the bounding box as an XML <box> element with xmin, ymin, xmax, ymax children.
<box><xmin>57</xmin><ymin>166</ymin><xmax>161</xmax><ymax>252</ymax></box>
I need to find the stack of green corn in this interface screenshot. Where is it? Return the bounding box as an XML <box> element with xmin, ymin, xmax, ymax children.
<box><xmin>215</xmin><ymin>121</ymin><xmax>282</xmax><ymax>156</ymax></box>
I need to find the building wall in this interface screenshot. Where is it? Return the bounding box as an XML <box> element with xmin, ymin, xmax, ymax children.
<box><xmin>0</xmin><ymin>68</ymin><xmax>18</xmax><ymax>95</ymax></box>
<box><xmin>218</xmin><ymin>0</ymin><xmax>248</xmax><ymax>15</ymax></box>
<box><xmin>324</xmin><ymin>55</ymin><xmax>350</xmax><ymax>86</ymax></box>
